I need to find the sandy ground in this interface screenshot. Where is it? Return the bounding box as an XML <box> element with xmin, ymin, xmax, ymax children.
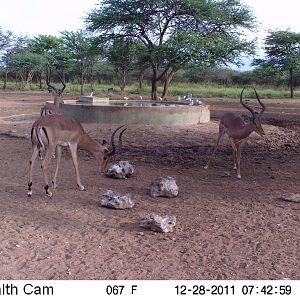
<box><xmin>0</xmin><ymin>91</ymin><xmax>299</xmax><ymax>280</ymax></box>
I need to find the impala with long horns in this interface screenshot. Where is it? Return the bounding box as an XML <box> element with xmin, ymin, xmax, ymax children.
<box><xmin>40</xmin><ymin>77</ymin><xmax>66</xmax><ymax>116</ymax></box>
<box><xmin>204</xmin><ymin>88</ymin><xmax>266</xmax><ymax>179</ymax></box>
<box><xmin>27</xmin><ymin>114</ymin><xmax>126</xmax><ymax>197</ymax></box>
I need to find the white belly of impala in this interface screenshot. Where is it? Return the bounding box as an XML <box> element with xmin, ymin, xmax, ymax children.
<box><xmin>57</xmin><ymin>140</ymin><xmax>69</xmax><ymax>147</ymax></box>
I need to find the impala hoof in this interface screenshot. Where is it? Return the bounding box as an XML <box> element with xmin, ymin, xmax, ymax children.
<box><xmin>44</xmin><ymin>185</ymin><xmax>52</xmax><ymax>197</ymax></box>
<box><xmin>78</xmin><ymin>184</ymin><xmax>85</xmax><ymax>191</ymax></box>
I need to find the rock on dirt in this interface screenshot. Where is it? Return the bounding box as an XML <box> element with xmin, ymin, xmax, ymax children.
<box><xmin>149</xmin><ymin>176</ymin><xmax>178</xmax><ymax>198</ymax></box>
<box><xmin>101</xmin><ymin>190</ymin><xmax>134</xmax><ymax>209</ymax></box>
<box><xmin>140</xmin><ymin>213</ymin><xmax>176</xmax><ymax>233</ymax></box>
<box><xmin>277</xmin><ymin>193</ymin><xmax>300</xmax><ymax>203</ymax></box>
<box><xmin>106</xmin><ymin>161</ymin><xmax>135</xmax><ymax>179</ymax></box>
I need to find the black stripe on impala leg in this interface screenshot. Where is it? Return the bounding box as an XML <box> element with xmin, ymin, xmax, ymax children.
<box><xmin>42</xmin><ymin>127</ymin><xmax>49</xmax><ymax>144</ymax></box>
<box><xmin>27</xmin><ymin>182</ymin><xmax>33</xmax><ymax>197</ymax></box>
<box><xmin>44</xmin><ymin>184</ymin><xmax>51</xmax><ymax>197</ymax></box>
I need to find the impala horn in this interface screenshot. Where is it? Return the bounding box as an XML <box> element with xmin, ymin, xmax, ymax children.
<box><xmin>57</xmin><ymin>75</ymin><xmax>66</xmax><ymax>95</ymax></box>
<box><xmin>253</xmin><ymin>88</ymin><xmax>266</xmax><ymax>118</ymax></box>
<box><xmin>108</xmin><ymin>125</ymin><xmax>127</xmax><ymax>156</ymax></box>
<box><xmin>240</xmin><ymin>88</ymin><xmax>255</xmax><ymax>118</ymax></box>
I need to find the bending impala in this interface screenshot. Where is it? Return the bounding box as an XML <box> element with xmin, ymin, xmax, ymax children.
<box><xmin>40</xmin><ymin>77</ymin><xmax>65</xmax><ymax>116</ymax></box>
<box><xmin>27</xmin><ymin>114</ymin><xmax>126</xmax><ymax>197</ymax></box>
<box><xmin>204</xmin><ymin>88</ymin><xmax>266</xmax><ymax>179</ymax></box>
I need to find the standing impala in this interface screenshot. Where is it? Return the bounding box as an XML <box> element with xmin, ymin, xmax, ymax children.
<box><xmin>40</xmin><ymin>78</ymin><xmax>66</xmax><ymax>116</ymax></box>
<box><xmin>204</xmin><ymin>88</ymin><xmax>266</xmax><ymax>179</ymax></box>
<box><xmin>27</xmin><ymin>114</ymin><xmax>126</xmax><ymax>197</ymax></box>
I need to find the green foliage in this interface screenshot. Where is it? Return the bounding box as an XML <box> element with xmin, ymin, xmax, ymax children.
<box><xmin>9</xmin><ymin>52</ymin><xmax>47</xmax><ymax>69</ymax></box>
<box><xmin>0</xmin><ymin>27</ymin><xmax>14</xmax><ymax>50</ymax></box>
<box><xmin>106</xmin><ymin>38</ymin><xmax>137</xmax><ymax>89</ymax></box>
<box><xmin>60</xmin><ymin>30</ymin><xmax>103</xmax><ymax>94</ymax></box>
<box><xmin>264</xmin><ymin>30</ymin><xmax>300</xmax><ymax>70</ymax></box>
<box><xmin>8</xmin><ymin>51</ymin><xmax>48</xmax><ymax>88</ymax></box>
<box><xmin>253</xmin><ymin>30</ymin><xmax>300</xmax><ymax>97</ymax></box>
<box><xmin>86</xmin><ymin>0</ymin><xmax>257</xmax><ymax>99</ymax></box>
<box><xmin>28</xmin><ymin>35</ymin><xmax>68</xmax><ymax>70</ymax></box>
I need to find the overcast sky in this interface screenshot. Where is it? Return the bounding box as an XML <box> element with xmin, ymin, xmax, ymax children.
<box><xmin>1</xmin><ymin>0</ymin><xmax>299</xmax><ymax>69</ymax></box>
<box><xmin>1</xmin><ymin>0</ymin><xmax>299</xmax><ymax>37</ymax></box>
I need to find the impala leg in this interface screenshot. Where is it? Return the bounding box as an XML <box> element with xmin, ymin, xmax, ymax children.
<box><xmin>232</xmin><ymin>148</ymin><xmax>237</xmax><ymax>170</ymax></box>
<box><xmin>229</xmin><ymin>139</ymin><xmax>238</xmax><ymax>170</ymax></box>
<box><xmin>204</xmin><ymin>131</ymin><xmax>224</xmax><ymax>170</ymax></box>
<box><xmin>52</xmin><ymin>145</ymin><xmax>62</xmax><ymax>189</ymax></box>
<box><xmin>28</xmin><ymin>145</ymin><xmax>39</xmax><ymax>197</ymax></box>
<box><xmin>69</xmin><ymin>143</ymin><xmax>85</xmax><ymax>191</ymax></box>
<box><xmin>41</xmin><ymin>145</ymin><xmax>55</xmax><ymax>197</ymax></box>
<box><xmin>236</xmin><ymin>142</ymin><xmax>243</xmax><ymax>179</ymax></box>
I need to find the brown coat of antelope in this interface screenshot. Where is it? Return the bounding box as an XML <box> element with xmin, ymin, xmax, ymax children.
<box><xmin>204</xmin><ymin>88</ymin><xmax>266</xmax><ymax>179</ymax></box>
<box><xmin>27</xmin><ymin>114</ymin><xmax>126</xmax><ymax>197</ymax></box>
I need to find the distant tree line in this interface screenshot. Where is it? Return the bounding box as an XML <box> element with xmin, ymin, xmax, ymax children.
<box><xmin>0</xmin><ymin>0</ymin><xmax>299</xmax><ymax>98</ymax></box>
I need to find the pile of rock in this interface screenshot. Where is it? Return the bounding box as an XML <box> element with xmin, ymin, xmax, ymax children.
<box><xmin>101</xmin><ymin>173</ymin><xmax>179</xmax><ymax>233</ymax></box>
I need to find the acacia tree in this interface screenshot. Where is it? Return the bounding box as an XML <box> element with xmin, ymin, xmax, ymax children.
<box><xmin>254</xmin><ymin>30</ymin><xmax>300</xmax><ymax>98</ymax></box>
<box><xmin>106</xmin><ymin>38</ymin><xmax>134</xmax><ymax>90</ymax></box>
<box><xmin>28</xmin><ymin>35</ymin><xmax>68</xmax><ymax>87</ymax></box>
<box><xmin>86</xmin><ymin>0</ymin><xmax>256</xmax><ymax>100</ymax></box>
<box><xmin>0</xmin><ymin>27</ymin><xmax>14</xmax><ymax>88</ymax></box>
<box><xmin>9</xmin><ymin>51</ymin><xmax>48</xmax><ymax>89</ymax></box>
<box><xmin>61</xmin><ymin>30</ymin><xmax>102</xmax><ymax>95</ymax></box>
<box><xmin>1</xmin><ymin>35</ymin><xmax>30</xmax><ymax>89</ymax></box>
<box><xmin>0</xmin><ymin>27</ymin><xmax>13</xmax><ymax>51</ymax></box>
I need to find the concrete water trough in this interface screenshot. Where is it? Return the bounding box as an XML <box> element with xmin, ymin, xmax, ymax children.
<box><xmin>60</xmin><ymin>99</ymin><xmax>210</xmax><ymax>125</ymax></box>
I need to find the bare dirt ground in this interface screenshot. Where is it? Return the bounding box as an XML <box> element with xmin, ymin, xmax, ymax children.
<box><xmin>0</xmin><ymin>91</ymin><xmax>299</xmax><ymax>280</ymax></box>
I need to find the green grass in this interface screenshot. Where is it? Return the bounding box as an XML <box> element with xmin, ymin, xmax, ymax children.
<box><xmin>164</xmin><ymin>83</ymin><xmax>299</xmax><ymax>99</ymax></box>
<box><xmin>1</xmin><ymin>80</ymin><xmax>299</xmax><ymax>99</ymax></box>
<box><xmin>82</xmin><ymin>82</ymin><xmax>299</xmax><ymax>99</ymax></box>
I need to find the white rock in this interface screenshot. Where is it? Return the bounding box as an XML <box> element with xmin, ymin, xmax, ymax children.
<box><xmin>140</xmin><ymin>213</ymin><xmax>176</xmax><ymax>233</ymax></box>
<box><xmin>106</xmin><ymin>161</ymin><xmax>135</xmax><ymax>179</ymax></box>
<box><xmin>149</xmin><ymin>176</ymin><xmax>178</xmax><ymax>198</ymax></box>
<box><xmin>101</xmin><ymin>190</ymin><xmax>134</xmax><ymax>209</ymax></box>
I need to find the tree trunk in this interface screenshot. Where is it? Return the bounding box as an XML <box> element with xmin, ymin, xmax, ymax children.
<box><xmin>289</xmin><ymin>67</ymin><xmax>294</xmax><ymax>99</ymax></box>
<box><xmin>120</xmin><ymin>69</ymin><xmax>126</xmax><ymax>91</ymax></box>
<box><xmin>162</xmin><ymin>69</ymin><xmax>176</xmax><ymax>100</ymax></box>
<box><xmin>38</xmin><ymin>72</ymin><xmax>42</xmax><ymax>89</ymax></box>
<box><xmin>80</xmin><ymin>60</ymin><xmax>84</xmax><ymax>95</ymax></box>
<box><xmin>25</xmin><ymin>71</ymin><xmax>33</xmax><ymax>89</ymax></box>
<box><xmin>3</xmin><ymin>69</ymin><xmax>8</xmax><ymax>90</ymax></box>
<box><xmin>89</xmin><ymin>65</ymin><xmax>94</xmax><ymax>92</ymax></box>
<box><xmin>151</xmin><ymin>65</ymin><xmax>158</xmax><ymax>100</ymax></box>
<box><xmin>138</xmin><ymin>69</ymin><xmax>145</xmax><ymax>89</ymax></box>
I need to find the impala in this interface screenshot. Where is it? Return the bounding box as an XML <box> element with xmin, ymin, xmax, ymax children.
<box><xmin>27</xmin><ymin>114</ymin><xmax>126</xmax><ymax>197</ymax></box>
<box><xmin>204</xmin><ymin>88</ymin><xmax>266</xmax><ymax>179</ymax></box>
<box><xmin>40</xmin><ymin>78</ymin><xmax>65</xmax><ymax>116</ymax></box>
